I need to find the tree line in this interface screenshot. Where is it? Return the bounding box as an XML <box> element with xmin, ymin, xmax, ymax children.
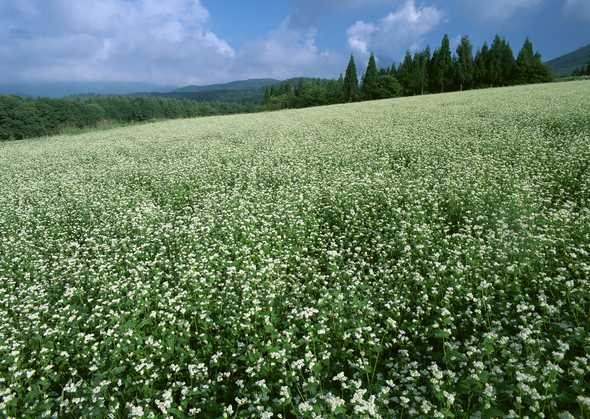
<box><xmin>0</xmin><ymin>95</ymin><xmax>260</xmax><ymax>141</ymax></box>
<box><xmin>572</xmin><ymin>63</ymin><xmax>590</xmax><ymax>77</ymax></box>
<box><xmin>265</xmin><ymin>34</ymin><xmax>553</xmax><ymax>108</ymax></box>
<box><xmin>1</xmin><ymin>34</ymin><xmax>555</xmax><ymax>141</ymax></box>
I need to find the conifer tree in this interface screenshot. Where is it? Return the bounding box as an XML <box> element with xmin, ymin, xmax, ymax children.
<box><xmin>516</xmin><ymin>38</ymin><xmax>551</xmax><ymax>84</ymax></box>
<box><xmin>415</xmin><ymin>47</ymin><xmax>430</xmax><ymax>95</ymax></box>
<box><xmin>474</xmin><ymin>42</ymin><xmax>490</xmax><ymax>88</ymax></box>
<box><xmin>489</xmin><ymin>35</ymin><xmax>515</xmax><ymax>86</ymax></box>
<box><xmin>343</xmin><ymin>55</ymin><xmax>359</xmax><ymax>102</ymax></box>
<box><xmin>431</xmin><ymin>34</ymin><xmax>453</xmax><ymax>93</ymax></box>
<box><xmin>361</xmin><ymin>53</ymin><xmax>380</xmax><ymax>100</ymax></box>
<box><xmin>397</xmin><ymin>51</ymin><xmax>415</xmax><ymax>95</ymax></box>
<box><xmin>455</xmin><ymin>35</ymin><xmax>474</xmax><ymax>91</ymax></box>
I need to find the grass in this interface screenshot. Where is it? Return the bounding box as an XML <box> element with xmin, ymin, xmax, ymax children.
<box><xmin>1</xmin><ymin>81</ymin><xmax>590</xmax><ymax>418</ymax></box>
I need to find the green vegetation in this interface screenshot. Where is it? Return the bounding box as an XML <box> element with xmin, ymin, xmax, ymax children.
<box><xmin>572</xmin><ymin>63</ymin><xmax>590</xmax><ymax>77</ymax></box>
<box><xmin>1</xmin><ymin>34</ymin><xmax>554</xmax><ymax>142</ymax></box>
<box><xmin>0</xmin><ymin>95</ymin><xmax>259</xmax><ymax>141</ymax></box>
<box><xmin>545</xmin><ymin>43</ymin><xmax>590</xmax><ymax>76</ymax></box>
<box><xmin>1</xmin><ymin>81</ymin><xmax>589</xmax><ymax>417</ymax></box>
<box><xmin>142</xmin><ymin>79</ymin><xmax>282</xmax><ymax>103</ymax></box>
<box><xmin>265</xmin><ymin>34</ymin><xmax>552</xmax><ymax>110</ymax></box>
<box><xmin>343</xmin><ymin>55</ymin><xmax>360</xmax><ymax>102</ymax></box>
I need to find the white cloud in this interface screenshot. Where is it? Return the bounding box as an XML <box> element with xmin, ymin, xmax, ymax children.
<box><xmin>290</xmin><ymin>0</ymin><xmax>405</xmax><ymax>28</ymax></box>
<box><xmin>458</xmin><ymin>0</ymin><xmax>541</xmax><ymax>21</ymax></box>
<box><xmin>563</xmin><ymin>0</ymin><xmax>590</xmax><ymax>21</ymax></box>
<box><xmin>0</xmin><ymin>0</ymin><xmax>350</xmax><ymax>85</ymax></box>
<box><xmin>347</xmin><ymin>0</ymin><xmax>443</xmax><ymax>60</ymax></box>
<box><xmin>0</xmin><ymin>0</ymin><xmax>235</xmax><ymax>85</ymax></box>
<box><xmin>236</xmin><ymin>18</ymin><xmax>345</xmax><ymax>80</ymax></box>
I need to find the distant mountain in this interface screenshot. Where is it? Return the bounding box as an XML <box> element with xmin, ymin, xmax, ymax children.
<box><xmin>138</xmin><ymin>79</ymin><xmax>283</xmax><ymax>103</ymax></box>
<box><xmin>174</xmin><ymin>79</ymin><xmax>280</xmax><ymax>93</ymax></box>
<box><xmin>545</xmin><ymin>43</ymin><xmax>590</xmax><ymax>76</ymax></box>
<box><xmin>0</xmin><ymin>81</ymin><xmax>176</xmax><ymax>98</ymax></box>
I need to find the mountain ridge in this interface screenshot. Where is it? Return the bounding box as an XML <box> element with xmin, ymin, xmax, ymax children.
<box><xmin>545</xmin><ymin>43</ymin><xmax>590</xmax><ymax>76</ymax></box>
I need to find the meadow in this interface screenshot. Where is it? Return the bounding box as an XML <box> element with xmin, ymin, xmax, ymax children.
<box><xmin>1</xmin><ymin>81</ymin><xmax>589</xmax><ymax>418</ymax></box>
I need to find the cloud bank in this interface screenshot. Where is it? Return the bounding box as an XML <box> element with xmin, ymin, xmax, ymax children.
<box><xmin>0</xmin><ymin>0</ymin><xmax>588</xmax><ymax>86</ymax></box>
<box><xmin>0</xmin><ymin>0</ymin><xmax>342</xmax><ymax>85</ymax></box>
<box><xmin>0</xmin><ymin>0</ymin><xmax>239</xmax><ymax>85</ymax></box>
<box><xmin>347</xmin><ymin>0</ymin><xmax>444</xmax><ymax>61</ymax></box>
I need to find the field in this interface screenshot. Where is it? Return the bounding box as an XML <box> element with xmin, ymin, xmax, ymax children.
<box><xmin>1</xmin><ymin>81</ymin><xmax>590</xmax><ymax>418</ymax></box>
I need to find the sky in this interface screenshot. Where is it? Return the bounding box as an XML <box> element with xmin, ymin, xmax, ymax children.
<box><xmin>1</xmin><ymin>0</ymin><xmax>589</xmax><ymax>87</ymax></box>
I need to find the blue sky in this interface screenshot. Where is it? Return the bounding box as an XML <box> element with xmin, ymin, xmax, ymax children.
<box><xmin>1</xmin><ymin>0</ymin><xmax>589</xmax><ymax>86</ymax></box>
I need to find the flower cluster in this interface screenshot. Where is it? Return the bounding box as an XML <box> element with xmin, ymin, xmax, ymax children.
<box><xmin>1</xmin><ymin>81</ymin><xmax>589</xmax><ymax>417</ymax></box>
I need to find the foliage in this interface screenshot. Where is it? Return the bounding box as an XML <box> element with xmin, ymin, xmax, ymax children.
<box><xmin>343</xmin><ymin>55</ymin><xmax>360</xmax><ymax>102</ymax></box>
<box><xmin>0</xmin><ymin>95</ymin><xmax>259</xmax><ymax>141</ymax></box>
<box><xmin>266</xmin><ymin>33</ymin><xmax>553</xmax><ymax>113</ymax></box>
<box><xmin>361</xmin><ymin>53</ymin><xmax>380</xmax><ymax>100</ymax></box>
<box><xmin>572</xmin><ymin>63</ymin><xmax>590</xmax><ymax>77</ymax></box>
<box><xmin>454</xmin><ymin>36</ymin><xmax>474</xmax><ymax>91</ymax></box>
<box><xmin>430</xmin><ymin>34</ymin><xmax>454</xmax><ymax>93</ymax></box>
<box><xmin>515</xmin><ymin>38</ymin><xmax>553</xmax><ymax>84</ymax></box>
<box><xmin>1</xmin><ymin>81</ymin><xmax>590</xmax><ymax>418</ymax></box>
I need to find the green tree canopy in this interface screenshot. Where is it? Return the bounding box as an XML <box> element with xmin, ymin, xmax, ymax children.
<box><xmin>455</xmin><ymin>35</ymin><xmax>474</xmax><ymax>91</ymax></box>
<box><xmin>343</xmin><ymin>55</ymin><xmax>359</xmax><ymax>102</ymax></box>
<box><xmin>361</xmin><ymin>53</ymin><xmax>380</xmax><ymax>100</ymax></box>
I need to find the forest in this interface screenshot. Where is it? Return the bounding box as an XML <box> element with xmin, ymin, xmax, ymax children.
<box><xmin>265</xmin><ymin>35</ymin><xmax>553</xmax><ymax>109</ymax></box>
<box><xmin>0</xmin><ymin>96</ymin><xmax>259</xmax><ymax>141</ymax></box>
<box><xmin>0</xmin><ymin>34</ymin><xmax>554</xmax><ymax>141</ymax></box>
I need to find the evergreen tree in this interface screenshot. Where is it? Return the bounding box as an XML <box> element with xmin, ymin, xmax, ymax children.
<box><xmin>488</xmin><ymin>36</ymin><xmax>503</xmax><ymax>87</ymax></box>
<box><xmin>489</xmin><ymin>35</ymin><xmax>515</xmax><ymax>86</ymax></box>
<box><xmin>397</xmin><ymin>51</ymin><xmax>415</xmax><ymax>95</ymax></box>
<box><xmin>573</xmin><ymin>63</ymin><xmax>590</xmax><ymax>76</ymax></box>
<box><xmin>455</xmin><ymin>35</ymin><xmax>474</xmax><ymax>91</ymax></box>
<box><xmin>415</xmin><ymin>47</ymin><xmax>431</xmax><ymax>95</ymax></box>
<box><xmin>516</xmin><ymin>38</ymin><xmax>552</xmax><ymax>84</ymax></box>
<box><xmin>377</xmin><ymin>74</ymin><xmax>403</xmax><ymax>98</ymax></box>
<box><xmin>431</xmin><ymin>34</ymin><xmax>453</xmax><ymax>93</ymax></box>
<box><xmin>500</xmin><ymin>39</ymin><xmax>516</xmax><ymax>86</ymax></box>
<box><xmin>343</xmin><ymin>55</ymin><xmax>359</xmax><ymax>102</ymax></box>
<box><xmin>474</xmin><ymin>42</ymin><xmax>490</xmax><ymax>88</ymax></box>
<box><xmin>362</xmin><ymin>53</ymin><xmax>380</xmax><ymax>100</ymax></box>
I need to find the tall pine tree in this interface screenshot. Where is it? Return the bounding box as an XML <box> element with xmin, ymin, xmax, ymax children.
<box><xmin>431</xmin><ymin>34</ymin><xmax>453</xmax><ymax>93</ymax></box>
<box><xmin>416</xmin><ymin>47</ymin><xmax>431</xmax><ymax>95</ymax></box>
<box><xmin>454</xmin><ymin>36</ymin><xmax>474</xmax><ymax>91</ymax></box>
<box><xmin>474</xmin><ymin>42</ymin><xmax>490</xmax><ymax>88</ymax></box>
<box><xmin>343</xmin><ymin>55</ymin><xmax>359</xmax><ymax>102</ymax></box>
<box><xmin>398</xmin><ymin>51</ymin><xmax>415</xmax><ymax>96</ymax></box>
<box><xmin>361</xmin><ymin>53</ymin><xmax>380</xmax><ymax>100</ymax></box>
<box><xmin>515</xmin><ymin>38</ymin><xmax>551</xmax><ymax>84</ymax></box>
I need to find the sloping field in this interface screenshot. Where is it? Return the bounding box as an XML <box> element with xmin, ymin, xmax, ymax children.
<box><xmin>1</xmin><ymin>81</ymin><xmax>590</xmax><ymax>417</ymax></box>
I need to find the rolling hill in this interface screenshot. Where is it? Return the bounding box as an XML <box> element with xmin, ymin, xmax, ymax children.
<box><xmin>173</xmin><ymin>78</ymin><xmax>280</xmax><ymax>93</ymax></box>
<box><xmin>2</xmin><ymin>81</ymin><xmax>590</xmax><ymax>417</ymax></box>
<box><xmin>545</xmin><ymin>43</ymin><xmax>590</xmax><ymax>76</ymax></box>
<box><xmin>134</xmin><ymin>77</ymin><xmax>324</xmax><ymax>103</ymax></box>
<box><xmin>131</xmin><ymin>78</ymin><xmax>281</xmax><ymax>103</ymax></box>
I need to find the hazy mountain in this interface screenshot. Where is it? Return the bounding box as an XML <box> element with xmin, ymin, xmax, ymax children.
<box><xmin>0</xmin><ymin>81</ymin><xmax>176</xmax><ymax>98</ymax></box>
<box><xmin>173</xmin><ymin>79</ymin><xmax>280</xmax><ymax>93</ymax></box>
<box><xmin>132</xmin><ymin>79</ymin><xmax>286</xmax><ymax>103</ymax></box>
<box><xmin>545</xmin><ymin>43</ymin><xmax>590</xmax><ymax>76</ymax></box>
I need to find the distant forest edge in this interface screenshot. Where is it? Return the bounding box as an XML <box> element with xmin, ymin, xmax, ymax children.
<box><xmin>1</xmin><ymin>34</ymin><xmax>588</xmax><ymax>141</ymax></box>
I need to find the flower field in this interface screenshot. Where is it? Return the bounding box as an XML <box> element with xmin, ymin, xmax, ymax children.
<box><xmin>1</xmin><ymin>81</ymin><xmax>590</xmax><ymax>417</ymax></box>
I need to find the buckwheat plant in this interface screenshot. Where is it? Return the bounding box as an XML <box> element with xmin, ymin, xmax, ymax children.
<box><xmin>1</xmin><ymin>81</ymin><xmax>589</xmax><ymax>417</ymax></box>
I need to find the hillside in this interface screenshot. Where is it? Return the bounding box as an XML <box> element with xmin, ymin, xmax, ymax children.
<box><xmin>545</xmin><ymin>43</ymin><xmax>590</xmax><ymax>75</ymax></box>
<box><xmin>135</xmin><ymin>77</ymin><xmax>326</xmax><ymax>103</ymax></box>
<box><xmin>2</xmin><ymin>81</ymin><xmax>590</xmax><ymax>417</ymax></box>
<box><xmin>0</xmin><ymin>81</ymin><xmax>176</xmax><ymax>99</ymax></box>
<box><xmin>173</xmin><ymin>78</ymin><xmax>280</xmax><ymax>93</ymax></box>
